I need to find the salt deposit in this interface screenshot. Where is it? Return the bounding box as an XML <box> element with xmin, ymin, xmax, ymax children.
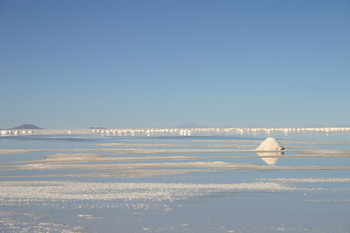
<box><xmin>0</xmin><ymin>128</ymin><xmax>350</xmax><ymax>233</ymax></box>
<box><xmin>13</xmin><ymin>161</ymin><xmax>263</xmax><ymax>171</ymax></box>
<box><xmin>96</xmin><ymin>142</ymin><xmax>257</xmax><ymax>148</ymax></box>
<box><xmin>255</xmin><ymin>138</ymin><xmax>285</xmax><ymax>165</ymax></box>
<box><xmin>3</xmin><ymin>160</ymin><xmax>349</xmax><ymax>173</ymax></box>
<box><xmin>256</xmin><ymin>137</ymin><xmax>285</xmax><ymax>151</ymax></box>
<box><xmin>256</xmin><ymin>178</ymin><xmax>350</xmax><ymax>183</ymax></box>
<box><xmin>0</xmin><ymin>181</ymin><xmax>298</xmax><ymax>202</ymax></box>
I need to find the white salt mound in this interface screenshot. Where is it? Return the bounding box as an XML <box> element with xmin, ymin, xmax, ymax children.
<box><xmin>256</xmin><ymin>137</ymin><xmax>284</xmax><ymax>151</ymax></box>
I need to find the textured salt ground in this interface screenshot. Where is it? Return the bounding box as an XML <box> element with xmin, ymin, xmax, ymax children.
<box><xmin>1</xmin><ymin>133</ymin><xmax>350</xmax><ymax>232</ymax></box>
<box><xmin>1</xmin><ymin>178</ymin><xmax>349</xmax><ymax>233</ymax></box>
<box><xmin>256</xmin><ymin>177</ymin><xmax>350</xmax><ymax>183</ymax></box>
<box><xmin>191</xmin><ymin>139</ymin><xmax>350</xmax><ymax>145</ymax></box>
<box><xmin>3</xmin><ymin>149</ymin><xmax>350</xmax><ymax>165</ymax></box>
<box><xmin>0</xmin><ymin>181</ymin><xmax>296</xmax><ymax>202</ymax></box>
<box><xmin>2</xmin><ymin>177</ymin><xmax>348</xmax><ymax>203</ymax></box>
<box><xmin>1</xmin><ymin>149</ymin><xmax>350</xmax><ymax>177</ymax></box>
<box><xmin>1</xmin><ymin>178</ymin><xmax>349</xmax><ymax>203</ymax></box>
<box><xmin>0</xmin><ymin>148</ymin><xmax>266</xmax><ymax>155</ymax></box>
<box><xmin>3</xmin><ymin>137</ymin><xmax>349</xmax><ymax>156</ymax></box>
<box><xmin>96</xmin><ymin>143</ymin><xmax>259</xmax><ymax>148</ymax></box>
<box><xmin>1</xmin><ymin>150</ymin><xmax>350</xmax><ymax>169</ymax></box>
<box><xmin>96</xmin><ymin>143</ymin><xmax>318</xmax><ymax>150</ymax></box>
<box><xmin>0</xmin><ymin>148</ymin><xmax>290</xmax><ymax>155</ymax></box>
<box><xmin>1</xmin><ymin>141</ymin><xmax>350</xmax><ymax>155</ymax></box>
<box><xmin>0</xmin><ymin>169</ymin><xmax>200</xmax><ymax>178</ymax></box>
<box><xmin>2</xmin><ymin>161</ymin><xmax>350</xmax><ymax>172</ymax></box>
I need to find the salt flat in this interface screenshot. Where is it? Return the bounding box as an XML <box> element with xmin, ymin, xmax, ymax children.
<box><xmin>0</xmin><ymin>128</ymin><xmax>349</xmax><ymax>232</ymax></box>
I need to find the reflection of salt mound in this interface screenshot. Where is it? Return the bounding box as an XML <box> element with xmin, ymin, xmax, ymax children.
<box><xmin>256</xmin><ymin>137</ymin><xmax>284</xmax><ymax>165</ymax></box>
<box><xmin>256</xmin><ymin>151</ymin><xmax>284</xmax><ymax>165</ymax></box>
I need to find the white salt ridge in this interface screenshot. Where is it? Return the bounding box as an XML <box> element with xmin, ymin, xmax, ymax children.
<box><xmin>16</xmin><ymin>161</ymin><xmax>263</xmax><ymax>170</ymax></box>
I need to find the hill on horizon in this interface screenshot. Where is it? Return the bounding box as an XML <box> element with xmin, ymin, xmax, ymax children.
<box><xmin>243</xmin><ymin>124</ymin><xmax>264</xmax><ymax>128</ymax></box>
<box><xmin>217</xmin><ymin>125</ymin><xmax>235</xmax><ymax>128</ymax></box>
<box><xmin>304</xmin><ymin>123</ymin><xmax>350</xmax><ymax>128</ymax></box>
<box><xmin>176</xmin><ymin>122</ymin><xmax>210</xmax><ymax>128</ymax></box>
<box><xmin>304</xmin><ymin>124</ymin><xmax>325</xmax><ymax>128</ymax></box>
<box><xmin>9</xmin><ymin>124</ymin><xmax>43</xmax><ymax>130</ymax></box>
<box><xmin>333</xmin><ymin>123</ymin><xmax>350</xmax><ymax>127</ymax></box>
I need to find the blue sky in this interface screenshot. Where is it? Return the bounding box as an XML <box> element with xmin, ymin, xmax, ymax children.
<box><xmin>1</xmin><ymin>0</ymin><xmax>349</xmax><ymax>129</ymax></box>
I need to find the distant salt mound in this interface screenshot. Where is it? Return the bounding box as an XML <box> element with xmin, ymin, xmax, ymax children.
<box><xmin>256</xmin><ymin>137</ymin><xmax>284</xmax><ymax>151</ymax></box>
<box><xmin>256</xmin><ymin>137</ymin><xmax>284</xmax><ymax>165</ymax></box>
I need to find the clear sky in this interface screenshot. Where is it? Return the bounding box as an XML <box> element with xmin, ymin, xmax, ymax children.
<box><xmin>1</xmin><ymin>0</ymin><xmax>349</xmax><ymax>129</ymax></box>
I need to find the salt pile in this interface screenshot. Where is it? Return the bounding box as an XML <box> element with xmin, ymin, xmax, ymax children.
<box><xmin>256</xmin><ymin>137</ymin><xmax>284</xmax><ymax>151</ymax></box>
<box><xmin>256</xmin><ymin>137</ymin><xmax>284</xmax><ymax>165</ymax></box>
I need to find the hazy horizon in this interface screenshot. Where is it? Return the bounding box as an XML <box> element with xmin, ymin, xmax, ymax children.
<box><xmin>2</xmin><ymin>122</ymin><xmax>350</xmax><ymax>130</ymax></box>
<box><xmin>1</xmin><ymin>0</ymin><xmax>349</xmax><ymax>129</ymax></box>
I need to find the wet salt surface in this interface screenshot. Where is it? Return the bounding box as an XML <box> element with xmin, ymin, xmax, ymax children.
<box><xmin>1</xmin><ymin>132</ymin><xmax>350</xmax><ymax>232</ymax></box>
<box><xmin>1</xmin><ymin>176</ymin><xmax>349</xmax><ymax>233</ymax></box>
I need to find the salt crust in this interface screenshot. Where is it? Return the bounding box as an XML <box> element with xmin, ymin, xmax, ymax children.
<box><xmin>2</xmin><ymin>178</ymin><xmax>348</xmax><ymax>202</ymax></box>
<box><xmin>2</xmin><ymin>147</ymin><xmax>350</xmax><ymax>157</ymax></box>
<box><xmin>2</xmin><ymin>162</ymin><xmax>349</xmax><ymax>172</ymax></box>
<box><xmin>0</xmin><ymin>181</ymin><xmax>295</xmax><ymax>201</ymax></box>
<box><xmin>17</xmin><ymin>161</ymin><xmax>262</xmax><ymax>170</ymax></box>
<box><xmin>96</xmin><ymin>143</ymin><xmax>257</xmax><ymax>148</ymax></box>
<box><xmin>256</xmin><ymin>178</ymin><xmax>350</xmax><ymax>183</ymax></box>
<box><xmin>0</xmin><ymin>170</ymin><xmax>199</xmax><ymax>178</ymax></box>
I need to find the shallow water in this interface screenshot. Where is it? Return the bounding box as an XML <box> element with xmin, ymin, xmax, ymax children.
<box><xmin>0</xmin><ymin>131</ymin><xmax>349</xmax><ymax>232</ymax></box>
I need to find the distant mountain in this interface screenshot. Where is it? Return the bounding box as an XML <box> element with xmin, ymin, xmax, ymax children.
<box><xmin>217</xmin><ymin>125</ymin><xmax>234</xmax><ymax>128</ymax></box>
<box><xmin>304</xmin><ymin>124</ymin><xmax>324</xmax><ymax>128</ymax></box>
<box><xmin>333</xmin><ymin>123</ymin><xmax>350</xmax><ymax>127</ymax></box>
<box><xmin>10</xmin><ymin>124</ymin><xmax>43</xmax><ymax>130</ymax></box>
<box><xmin>88</xmin><ymin>127</ymin><xmax>107</xmax><ymax>129</ymax></box>
<box><xmin>304</xmin><ymin>123</ymin><xmax>350</xmax><ymax>128</ymax></box>
<box><xmin>243</xmin><ymin>124</ymin><xmax>264</xmax><ymax>128</ymax></box>
<box><xmin>176</xmin><ymin>122</ymin><xmax>210</xmax><ymax>128</ymax></box>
